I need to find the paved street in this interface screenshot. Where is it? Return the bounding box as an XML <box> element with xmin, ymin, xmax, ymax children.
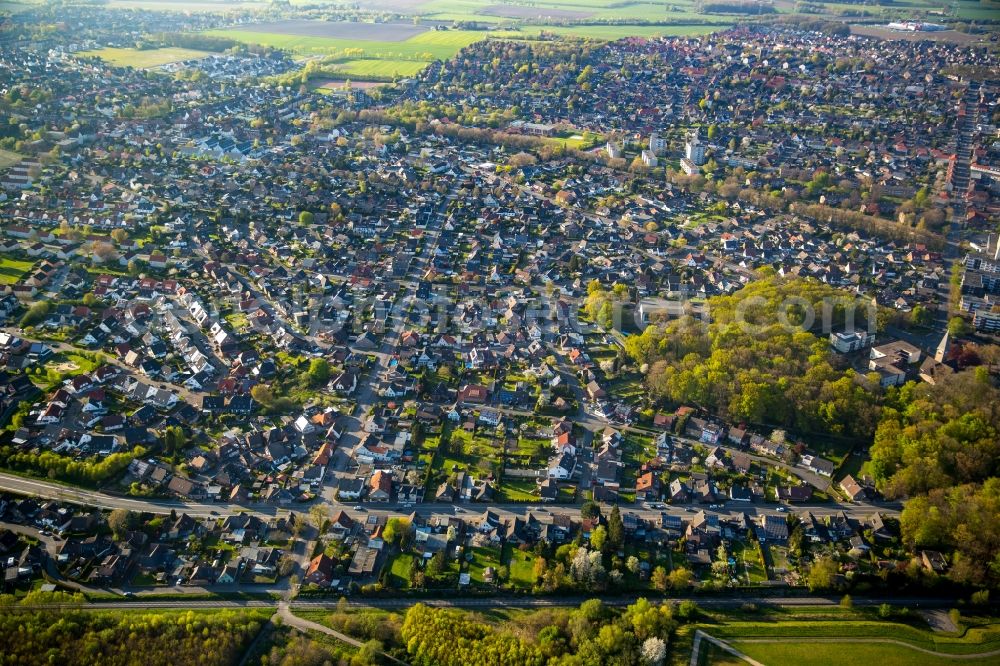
<box><xmin>0</xmin><ymin>470</ymin><xmax>898</xmax><ymax>525</ymax></box>
<box><xmin>5</xmin><ymin>332</ymin><xmax>205</xmax><ymax>405</ymax></box>
<box><xmin>10</xmin><ymin>593</ymin><xmax>972</xmax><ymax>612</ymax></box>
<box><xmin>321</xmin><ymin>187</ymin><xmax>449</xmax><ymax>498</ymax></box>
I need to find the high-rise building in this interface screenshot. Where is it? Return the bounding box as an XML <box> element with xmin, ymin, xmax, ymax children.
<box><xmin>685</xmin><ymin>131</ymin><xmax>705</xmax><ymax>165</ymax></box>
<box><xmin>649</xmin><ymin>132</ymin><xmax>667</xmax><ymax>155</ymax></box>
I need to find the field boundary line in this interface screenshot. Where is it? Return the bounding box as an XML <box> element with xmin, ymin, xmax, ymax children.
<box><xmin>690</xmin><ymin>630</ymin><xmax>763</xmax><ymax>666</ymax></box>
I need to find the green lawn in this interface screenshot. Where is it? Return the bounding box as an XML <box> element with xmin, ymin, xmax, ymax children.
<box><xmin>78</xmin><ymin>47</ymin><xmax>213</xmax><ymax>68</ymax></box>
<box><xmin>770</xmin><ymin>546</ymin><xmax>790</xmax><ymax>573</ymax></box>
<box><xmin>130</xmin><ymin>572</ymin><xmax>160</xmax><ymax>586</ymax></box>
<box><xmin>436</xmin><ymin>452</ymin><xmax>475</xmax><ymax>475</ymax></box>
<box><xmin>697</xmin><ymin>638</ymin><xmax>748</xmax><ymax>666</ymax></box>
<box><xmin>497</xmin><ymin>478</ymin><xmax>537</xmax><ymax>502</ymax></box>
<box><xmin>731</xmin><ymin>540</ymin><xmax>768</xmax><ymax>583</ymax></box>
<box><xmin>0</xmin><ymin>149</ymin><xmax>23</xmax><ymax>168</ymax></box>
<box><xmin>516</xmin><ymin>434</ymin><xmax>548</xmax><ymax>456</ymax></box>
<box><xmin>467</xmin><ymin>546</ymin><xmax>502</xmax><ymax>584</ymax></box>
<box><xmin>61</xmin><ymin>352</ymin><xmax>103</xmax><ymax>374</ymax></box>
<box><xmin>541</xmin><ymin>130</ymin><xmax>604</xmax><ymax>151</ymax></box>
<box><xmin>501</xmin><ymin>542</ymin><xmax>537</xmax><ymax>588</ymax></box>
<box><xmin>606</xmin><ymin>373</ymin><xmax>646</xmax><ymax>403</ymax></box>
<box><xmin>0</xmin><ymin>257</ymin><xmax>34</xmax><ymax>284</ymax></box>
<box><xmin>732</xmin><ymin>640</ymin><xmax>1000</xmax><ymax>666</ymax></box>
<box><xmin>708</xmin><ymin>621</ymin><xmax>1000</xmax><ymax>655</ymax></box>
<box><xmin>422</xmin><ymin>428</ymin><xmax>443</xmax><ymax>451</ymax></box>
<box><xmin>387</xmin><ymin>552</ymin><xmax>415</xmax><ymax>589</ymax></box>
<box><xmin>225</xmin><ymin>312</ymin><xmax>250</xmax><ymax>332</ymax></box>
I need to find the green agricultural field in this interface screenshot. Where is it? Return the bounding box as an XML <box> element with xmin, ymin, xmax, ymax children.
<box><xmin>515</xmin><ymin>24</ymin><xmax>728</xmax><ymax>40</ymax></box>
<box><xmin>0</xmin><ymin>0</ymin><xmax>41</xmax><ymax>14</ymax></box>
<box><xmin>413</xmin><ymin>0</ymin><xmax>731</xmax><ymax>28</ymax></box>
<box><xmin>333</xmin><ymin>58</ymin><xmax>429</xmax><ymax>79</ymax></box>
<box><xmin>78</xmin><ymin>47</ymin><xmax>213</xmax><ymax>69</ymax></box>
<box><xmin>423</xmin><ymin>0</ymin><xmax>687</xmax><ymax>13</ymax></box>
<box><xmin>952</xmin><ymin>4</ymin><xmax>1000</xmax><ymax>19</ymax></box>
<box><xmin>0</xmin><ymin>149</ymin><xmax>22</xmax><ymax>168</ymax></box>
<box><xmin>205</xmin><ymin>19</ymin><xmax>729</xmax><ymax>82</ymax></box>
<box><xmin>416</xmin><ymin>0</ymin><xmax>503</xmax><ymax>24</ymax></box>
<box><xmin>0</xmin><ymin>257</ymin><xmax>34</xmax><ymax>285</ymax></box>
<box><xmin>203</xmin><ymin>27</ymin><xmax>484</xmax><ymax>60</ymax></box>
<box><xmin>106</xmin><ymin>0</ymin><xmax>267</xmax><ymax>9</ymax></box>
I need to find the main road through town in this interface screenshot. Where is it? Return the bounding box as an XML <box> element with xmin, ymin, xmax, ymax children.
<box><xmin>6</xmin><ymin>594</ymin><xmax>972</xmax><ymax>613</ymax></box>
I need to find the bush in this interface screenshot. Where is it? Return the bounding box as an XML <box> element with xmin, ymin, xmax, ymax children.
<box><xmin>19</xmin><ymin>301</ymin><xmax>51</xmax><ymax>328</ymax></box>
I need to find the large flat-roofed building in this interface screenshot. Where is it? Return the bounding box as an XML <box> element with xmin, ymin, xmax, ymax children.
<box><xmin>830</xmin><ymin>330</ymin><xmax>874</xmax><ymax>353</ymax></box>
<box><xmin>973</xmin><ymin>307</ymin><xmax>1000</xmax><ymax>333</ymax></box>
<box><xmin>510</xmin><ymin>120</ymin><xmax>556</xmax><ymax>136</ymax></box>
<box><xmin>869</xmin><ymin>340</ymin><xmax>921</xmax><ymax>386</ymax></box>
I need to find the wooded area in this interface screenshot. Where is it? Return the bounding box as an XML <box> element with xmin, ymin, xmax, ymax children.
<box><xmin>624</xmin><ymin>276</ymin><xmax>881</xmax><ymax>439</ymax></box>
<box><xmin>873</xmin><ymin>370</ymin><xmax>1000</xmax><ymax>588</ymax></box>
<box><xmin>401</xmin><ymin>597</ymin><xmax>691</xmax><ymax>666</ymax></box>
<box><xmin>0</xmin><ymin>608</ymin><xmax>266</xmax><ymax>666</ymax></box>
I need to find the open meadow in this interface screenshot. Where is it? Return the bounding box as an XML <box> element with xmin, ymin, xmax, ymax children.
<box><xmin>684</xmin><ymin>612</ymin><xmax>1000</xmax><ymax>665</ymax></box>
<box><xmin>204</xmin><ymin>25</ymin><xmax>485</xmax><ymax>60</ymax></box>
<box><xmin>77</xmin><ymin>46</ymin><xmax>212</xmax><ymax>68</ymax></box>
<box><xmin>728</xmin><ymin>640</ymin><xmax>1000</xmax><ymax>665</ymax></box>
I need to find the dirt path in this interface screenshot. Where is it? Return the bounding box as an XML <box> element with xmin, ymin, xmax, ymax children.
<box><xmin>690</xmin><ymin>630</ymin><xmax>766</xmax><ymax>666</ymax></box>
<box><xmin>238</xmin><ymin>613</ymin><xmax>277</xmax><ymax>666</ymax></box>
<box><xmin>923</xmin><ymin>609</ymin><xmax>960</xmax><ymax>634</ymax></box>
<box><xmin>277</xmin><ymin>602</ymin><xmax>409</xmax><ymax>666</ymax></box>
